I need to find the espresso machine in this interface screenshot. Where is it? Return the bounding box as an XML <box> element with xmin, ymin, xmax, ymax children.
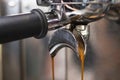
<box><xmin>0</xmin><ymin>0</ymin><xmax>120</xmax><ymax>80</ymax></box>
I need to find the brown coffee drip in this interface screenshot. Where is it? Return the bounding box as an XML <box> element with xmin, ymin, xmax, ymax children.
<box><xmin>51</xmin><ymin>57</ymin><xmax>55</xmax><ymax>80</ymax></box>
<box><xmin>51</xmin><ymin>30</ymin><xmax>85</xmax><ymax>80</ymax></box>
<box><xmin>78</xmin><ymin>41</ymin><xmax>85</xmax><ymax>80</ymax></box>
<box><xmin>51</xmin><ymin>45</ymin><xmax>85</xmax><ymax>80</ymax></box>
<box><xmin>73</xmin><ymin>30</ymin><xmax>85</xmax><ymax>80</ymax></box>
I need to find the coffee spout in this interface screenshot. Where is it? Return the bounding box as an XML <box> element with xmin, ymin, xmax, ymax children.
<box><xmin>49</xmin><ymin>29</ymin><xmax>78</xmax><ymax>57</ymax></box>
<box><xmin>49</xmin><ymin>28</ymin><xmax>86</xmax><ymax>57</ymax></box>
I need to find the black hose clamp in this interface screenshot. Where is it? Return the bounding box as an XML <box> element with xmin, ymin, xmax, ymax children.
<box><xmin>31</xmin><ymin>9</ymin><xmax>48</xmax><ymax>38</ymax></box>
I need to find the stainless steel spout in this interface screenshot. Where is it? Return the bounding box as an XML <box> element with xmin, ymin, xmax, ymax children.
<box><xmin>49</xmin><ymin>28</ymin><xmax>86</xmax><ymax>57</ymax></box>
<box><xmin>49</xmin><ymin>29</ymin><xmax>78</xmax><ymax>57</ymax></box>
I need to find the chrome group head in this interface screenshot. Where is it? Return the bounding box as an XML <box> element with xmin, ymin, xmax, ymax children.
<box><xmin>46</xmin><ymin>0</ymin><xmax>120</xmax><ymax>57</ymax></box>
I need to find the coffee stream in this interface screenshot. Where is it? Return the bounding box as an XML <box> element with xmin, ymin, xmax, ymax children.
<box><xmin>51</xmin><ymin>57</ymin><xmax>55</xmax><ymax>80</ymax></box>
<box><xmin>78</xmin><ymin>40</ymin><xmax>85</xmax><ymax>80</ymax></box>
<box><xmin>50</xmin><ymin>30</ymin><xmax>85</xmax><ymax>80</ymax></box>
<box><xmin>51</xmin><ymin>42</ymin><xmax>85</xmax><ymax>80</ymax></box>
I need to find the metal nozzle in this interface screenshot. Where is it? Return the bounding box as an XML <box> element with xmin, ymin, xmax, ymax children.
<box><xmin>49</xmin><ymin>28</ymin><xmax>86</xmax><ymax>57</ymax></box>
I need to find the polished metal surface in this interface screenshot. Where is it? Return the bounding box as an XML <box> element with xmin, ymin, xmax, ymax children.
<box><xmin>47</xmin><ymin>1</ymin><xmax>120</xmax><ymax>32</ymax></box>
<box><xmin>89</xmin><ymin>18</ymin><xmax>120</xmax><ymax>80</ymax></box>
<box><xmin>49</xmin><ymin>29</ymin><xmax>78</xmax><ymax>57</ymax></box>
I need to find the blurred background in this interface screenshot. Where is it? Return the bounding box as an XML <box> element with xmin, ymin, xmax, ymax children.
<box><xmin>0</xmin><ymin>0</ymin><xmax>120</xmax><ymax>80</ymax></box>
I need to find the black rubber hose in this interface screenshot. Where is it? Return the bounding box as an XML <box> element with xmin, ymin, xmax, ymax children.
<box><xmin>0</xmin><ymin>9</ymin><xmax>48</xmax><ymax>44</ymax></box>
